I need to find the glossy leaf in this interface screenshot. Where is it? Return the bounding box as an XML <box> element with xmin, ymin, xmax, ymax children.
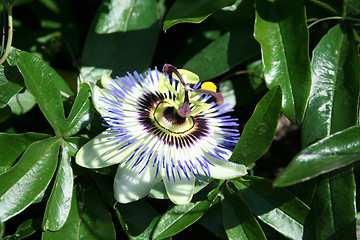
<box><xmin>16</xmin><ymin>52</ymin><xmax>71</xmax><ymax>136</ymax></box>
<box><xmin>302</xmin><ymin>24</ymin><xmax>359</xmax><ymax>147</ymax></box>
<box><xmin>80</xmin><ymin>0</ymin><xmax>159</xmax><ymax>84</ymax></box>
<box><xmin>115</xmin><ymin>200</ymin><xmax>160</xmax><ymax>240</ymax></box>
<box><xmin>297</xmin><ymin>24</ymin><xmax>359</xmax><ymax>240</ymax></box>
<box><xmin>63</xmin><ymin>83</ymin><xmax>93</xmax><ymax>137</ymax></box>
<box><xmin>0</xmin><ymin>66</ymin><xmax>23</xmax><ymax>108</ymax></box>
<box><xmin>254</xmin><ymin>0</ymin><xmax>311</xmax><ymax>124</ymax></box>
<box><xmin>163</xmin><ymin>0</ymin><xmax>236</xmax><ymax>31</ymax></box>
<box><xmin>0</xmin><ymin>137</ymin><xmax>60</xmax><ymax>222</ymax></box>
<box><xmin>42</xmin><ymin>181</ymin><xmax>116</xmax><ymax>240</ymax></box>
<box><xmin>222</xmin><ymin>185</ymin><xmax>266</xmax><ymax>240</ymax></box>
<box><xmin>230</xmin><ymin>85</ymin><xmax>282</xmax><ymax>166</ymax></box>
<box><xmin>152</xmin><ymin>184</ymin><xmax>220</xmax><ymax>239</ymax></box>
<box><xmin>183</xmin><ymin>25</ymin><xmax>259</xmax><ymax>81</ymax></box>
<box><xmin>8</xmin><ymin>89</ymin><xmax>36</xmax><ymax>115</ymax></box>
<box><xmin>42</xmin><ymin>141</ymin><xmax>74</xmax><ymax>231</ymax></box>
<box><xmin>233</xmin><ymin>177</ymin><xmax>310</xmax><ymax>240</ymax></box>
<box><xmin>0</xmin><ymin>132</ymin><xmax>49</xmax><ymax>174</ymax></box>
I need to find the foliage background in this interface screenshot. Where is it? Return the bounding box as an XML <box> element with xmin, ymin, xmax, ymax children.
<box><xmin>0</xmin><ymin>0</ymin><xmax>360</xmax><ymax>239</ymax></box>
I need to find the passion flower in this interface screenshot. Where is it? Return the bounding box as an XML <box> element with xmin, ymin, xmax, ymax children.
<box><xmin>76</xmin><ymin>64</ymin><xmax>247</xmax><ymax>205</ymax></box>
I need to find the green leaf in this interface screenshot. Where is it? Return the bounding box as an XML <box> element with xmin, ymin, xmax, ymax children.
<box><xmin>296</xmin><ymin>24</ymin><xmax>359</xmax><ymax>240</ymax></box>
<box><xmin>0</xmin><ymin>137</ymin><xmax>60</xmax><ymax>222</ymax></box>
<box><xmin>254</xmin><ymin>0</ymin><xmax>311</xmax><ymax>124</ymax></box>
<box><xmin>302</xmin><ymin>24</ymin><xmax>359</xmax><ymax>147</ymax></box>
<box><xmin>152</xmin><ymin>183</ymin><xmax>220</xmax><ymax>239</ymax></box>
<box><xmin>42</xmin><ymin>141</ymin><xmax>74</xmax><ymax>231</ymax></box>
<box><xmin>230</xmin><ymin>85</ymin><xmax>282</xmax><ymax>166</ymax></box>
<box><xmin>233</xmin><ymin>176</ymin><xmax>310</xmax><ymax>240</ymax></box>
<box><xmin>115</xmin><ymin>200</ymin><xmax>160</xmax><ymax>240</ymax></box>
<box><xmin>183</xmin><ymin>25</ymin><xmax>259</xmax><ymax>81</ymax></box>
<box><xmin>197</xmin><ymin>200</ymin><xmax>227</xmax><ymax>239</ymax></box>
<box><xmin>306</xmin><ymin>166</ymin><xmax>356</xmax><ymax>240</ymax></box>
<box><xmin>222</xmin><ymin>185</ymin><xmax>266</xmax><ymax>240</ymax></box>
<box><xmin>2</xmin><ymin>218</ymin><xmax>41</xmax><ymax>240</ymax></box>
<box><xmin>0</xmin><ymin>132</ymin><xmax>50</xmax><ymax>174</ymax></box>
<box><xmin>0</xmin><ymin>66</ymin><xmax>24</xmax><ymax>108</ymax></box>
<box><xmin>0</xmin><ymin>105</ymin><xmax>11</xmax><ymax>123</ymax></box>
<box><xmin>163</xmin><ymin>0</ymin><xmax>236</xmax><ymax>31</ymax></box>
<box><xmin>80</xmin><ymin>0</ymin><xmax>159</xmax><ymax>84</ymax></box>
<box><xmin>8</xmin><ymin>89</ymin><xmax>36</xmax><ymax>115</ymax></box>
<box><xmin>63</xmin><ymin>83</ymin><xmax>93</xmax><ymax>137</ymax></box>
<box><xmin>16</xmin><ymin>51</ymin><xmax>71</xmax><ymax>136</ymax></box>
<box><xmin>274</xmin><ymin>126</ymin><xmax>360</xmax><ymax>185</ymax></box>
<box><xmin>42</xmin><ymin>181</ymin><xmax>116</xmax><ymax>240</ymax></box>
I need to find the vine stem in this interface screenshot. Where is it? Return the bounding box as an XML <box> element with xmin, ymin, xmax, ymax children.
<box><xmin>308</xmin><ymin>16</ymin><xmax>360</xmax><ymax>29</ymax></box>
<box><xmin>0</xmin><ymin>5</ymin><xmax>13</xmax><ymax>66</ymax></box>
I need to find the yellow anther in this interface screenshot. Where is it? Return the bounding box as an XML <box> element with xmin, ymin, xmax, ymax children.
<box><xmin>201</xmin><ymin>82</ymin><xmax>217</xmax><ymax>92</ymax></box>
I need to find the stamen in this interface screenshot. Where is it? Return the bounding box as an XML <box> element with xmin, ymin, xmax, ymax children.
<box><xmin>192</xmin><ymin>88</ymin><xmax>224</xmax><ymax>105</ymax></box>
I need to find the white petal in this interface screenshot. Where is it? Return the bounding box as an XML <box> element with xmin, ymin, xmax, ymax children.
<box><xmin>75</xmin><ymin>130</ymin><xmax>140</xmax><ymax>169</ymax></box>
<box><xmin>114</xmin><ymin>161</ymin><xmax>160</xmax><ymax>203</ymax></box>
<box><xmin>91</xmin><ymin>84</ymin><xmax>118</xmax><ymax>118</ymax></box>
<box><xmin>206</xmin><ymin>152</ymin><xmax>247</xmax><ymax>179</ymax></box>
<box><xmin>162</xmin><ymin>176</ymin><xmax>196</xmax><ymax>205</ymax></box>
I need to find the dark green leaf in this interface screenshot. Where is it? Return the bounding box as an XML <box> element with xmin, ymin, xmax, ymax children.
<box><xmin>183</xmin><ymin>25</ymin><xmax>259</xmax><ymax>81</ymax></box>
<box><xmin>297</xmin><ymin>24</ymin><xmax>359</xmax><ymax>240</ymax></box>
<box><xmin>42</xmin><ymin>181</ymin><xmax>116</xmax><ymax>240</ymax></box>
<box><xmin>197</xmin><ymin>200</ymin><xmax>227</xmax><ymax>239</ymax></box>
<box><xmin>16</xmin><ymin>51</ymin><xmax>71</xmax><ymax>136</ymax></box>
<box><xmin>302</xmin><ymin>24</ymin><xmax>359</xmax><ymax>147</ymax></box>
<box><xmin>0</xmin><ymin>66</ymin><xmax>24</xmax><ymax>108</ymax></box>
<box><xmin>163</xmin><ymin>0</ymin><xmax>236</xmax><ymax>31</ymax></box>
<box><xmin>2</xmin><ymin>218</ymin><xmax>41</xmax><ymax>240</ymax></box>
<box><xmin>233</xmin><ymin>176</ymin><xmax>310</xmax><ymax>240</ymax></box>
<box><xmin>230</xmin><ymin>85</ymin><xmax>282</xmax><ymax>166</ymax></box>
<box><xmin>63</xmin><ymin>83</ymin><xmax>93</xmax><ymax>137</ymax></box>
<box><xmin>0</xmin><ymin>105</ymin><xmax>11</xmax><ymax>123</ymax></box>
<box><xmin>222</xmin><ymin>185</ymin><xmax>266</xmax><ymax>240</ymax></box>
<box><xmin>0</xmin><ymin>137</ymin><xmax>60</xmax><ymax>222</ymax></box>
<box><xmin>254</xmin><ymin>0</ymin><xmax>311</xmax><ymax>124</ymax></box>
<box><xmin>0</xmin><ymin>132</ymin><xmax>50</xmax><ymax>174</ymax></box>
<box><xmin>152</xmin><ymin>184</ymin><xmax>220</xmax><ymax>239</ymax></box>
<box><xmin>115</xmin><ymin>200</ymin><xmax>160</xmax><ymax>240</ymax></box>
<box><xmin>42</xmin><ymin>141</ymin><xmax>74</xmax><ymax>231</ymax></box>
<box><xmin>80</xmin><ymin>0</ymin><xmax>159</xmax><ymax>84</ymax></box>
<box><xmin>306</xmin><ymin>166</ymin><xmax>356</xmax><ymax>240</ymax></box>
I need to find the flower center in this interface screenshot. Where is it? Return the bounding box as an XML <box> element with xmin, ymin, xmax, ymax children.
<box><xmin>153</xmin><ymin>102</ymin><xmax>194</xmax><ymax>133</ymax></box>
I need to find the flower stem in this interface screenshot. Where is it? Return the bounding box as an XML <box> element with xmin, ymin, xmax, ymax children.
<box><xmin>0</xmin><ymin>6</ymin><xmax>13</xmax><ymax>66</ymax></box>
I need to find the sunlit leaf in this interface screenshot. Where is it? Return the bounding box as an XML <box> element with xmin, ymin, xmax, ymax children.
<box><xmin>0</xmin><ymin>137</ymin><xmax>60</xmax><ymax>222</ymax></box>
<box><xmin>42</xmin><ymin>141</ymin><xmax>74</xmax><ymax>231</ymax></box>
<box><xmin>0</xmin><ymin>132</ymin><xmax>50</xmax><ymax>174</ymax></box>
<box><xmin>16</xmin><ymin>51</ymin><xmax>71</xmax><ymax>136</ymax></box>
<box><xmin>233</xmin><ymin>177</ymin><xmax>310</xmax><ymax>240</ymax></box>
<box><xmin>254</xmin><ymin>0</ymin><xmax>311</xmax><ymax>124</ymax></box>
<box><xmin>152</xmin><ymin>182</ymin><xmax>220</xmax><ymax>239</ymax></box>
